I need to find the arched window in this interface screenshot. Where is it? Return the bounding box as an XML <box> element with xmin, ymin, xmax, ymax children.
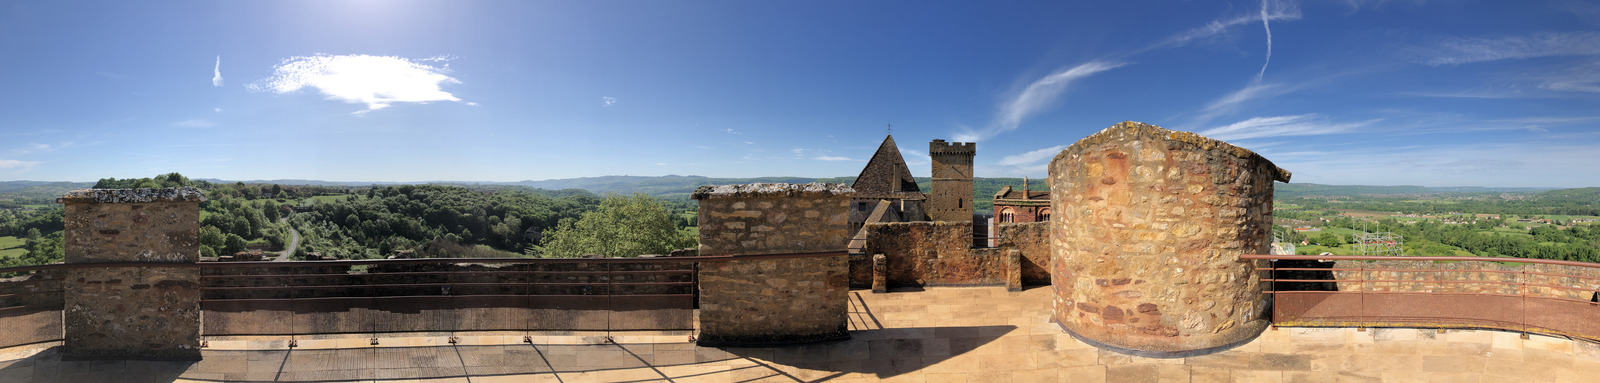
<box><xmin>1000</xmin><ymin>208</ymin><xmax>1014</xmax><ymax>223</ymax></box>
<box><xmin>1038</xmin><ymin>208</ymin><xmax>1050</xmax><ymax>222</ymax></box>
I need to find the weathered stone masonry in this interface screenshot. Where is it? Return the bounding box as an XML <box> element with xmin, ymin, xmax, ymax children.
<box><xmin>1049</xmin><ymin>121</ymin><xmax>1290</xmax><ymax>355</ymax></box>
<box><xmin>59</xmin><ymin>188</ymin><xmax>205</xmax><ymax>360</ymax></box>
<box><xmin>693</xmin><ymin>183</ymin><xmax>852</xmax><ymax>346</ymax></box>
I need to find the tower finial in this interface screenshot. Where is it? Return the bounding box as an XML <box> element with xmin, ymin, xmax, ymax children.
<box><xmin>887</xmin><ymin>123</ymin><xmax>892</xmax><ymax>136</ymax></box>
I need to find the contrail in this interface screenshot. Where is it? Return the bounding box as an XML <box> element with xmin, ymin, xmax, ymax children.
<box><xmin>213</xmin><ymin>56</ymin><xmax>223</xmax><ymax>87</ymax></box>
<box><xmin>1255</xmin><ymin>0</ymin><xmax>1273</xmax><ymax>83</ymax></box>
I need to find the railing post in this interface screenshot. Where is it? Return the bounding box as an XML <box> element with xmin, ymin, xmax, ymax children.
<box><xmin>1521</xmin><ymin>263</ymin><xmax>1530</xmax><ymax>339</ymax></box>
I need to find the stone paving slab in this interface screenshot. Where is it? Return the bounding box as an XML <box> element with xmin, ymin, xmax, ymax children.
<box><xmin>1</xmin><ymin>286</ymin><xmax>1598</xmax><ymax>382</ymax></box>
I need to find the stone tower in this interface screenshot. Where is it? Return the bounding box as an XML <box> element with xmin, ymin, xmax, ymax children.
<box><xmin>1048</xmin><ymin>121</ymin><xmax>1290</xmax><ymax>356</ymax></box>
<box><xmin>928</xmin><ymin>139</ymin><xmax>975</xmax><ymax>222</ymax></box>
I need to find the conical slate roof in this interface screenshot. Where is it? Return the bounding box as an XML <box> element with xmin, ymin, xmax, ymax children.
<box><xmin>851</xmin><ymin>135</ymin><xmax>925</xmax><ymax>200</ymax></box>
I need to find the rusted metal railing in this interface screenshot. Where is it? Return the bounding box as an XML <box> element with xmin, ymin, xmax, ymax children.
<box><xmin>1244</xmin><ymin>254</ymin><xmax>1600</xmax><ymax>341</ymax></box>
<box><xmin>196</xmin><ymin>251</ymin><xmax>844</xmax><ymax>343</ymax></box>
<box><xmin>0</xmin><ymin>265</ymin><xmax>64</xmax><ymax>349</ymax></box>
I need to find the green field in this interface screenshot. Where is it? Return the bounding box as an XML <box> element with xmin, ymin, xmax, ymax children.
<box><xmin>0</xmin><ymin>236</ymin><xmax>26</xmax><ymax>259</ymax></box>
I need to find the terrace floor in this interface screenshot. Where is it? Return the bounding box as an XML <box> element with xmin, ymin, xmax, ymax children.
<box><xmin>2</xmin><ymin>286</ymin><xmax>1599</xmax><ymax>382</ymax></box>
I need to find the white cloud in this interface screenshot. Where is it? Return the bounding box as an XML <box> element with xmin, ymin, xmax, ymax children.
<box><xmin>956</xmin><ymin>61</ymin><xmax>1125</xmax><ymax>142</ymax></box>
<box><xmin>1197</xmin><ymin>83</ymin><xmax>1294</xmax><ymax>122</ymax></box>
<box><xmin>998</xmin><ymin>145</ymin><xmax>1067</xmax><ymax>167</ymax></box>
<box><xmin>813</xmin><ymin>156</ymin><xmax>854</xmax><ymax>161</ymax></box>
<box><xmin>724</xmin><ymin>128</ymin><xmax>742</xmax><ymax>135</ymax></box>
<box><xmin>212</xmin><ymin>56</ymin><xmax>223</xmax><ymax>87</ymax></box>
<box><xmin>1255</xmin><ymin>0</ymin><xmax>1292</xmax><ymax>82</ymax></box>
<box><xmin>214</xmin><ymin>107</ymin><xmax>222</xmax><ymax>113</ymax></box>
<box><xmin>249</xmin><ymin>54</ymin><xmax>463</xmax><ymax>113</ymax></box>
<box><xmin>1420</xmin><ymin>31</ymin><xmax>1600</xmax><ymax>66</ymax></box>
<box><xmin>0</xmin><ymin>160</ymin><xmax>39</xmax><ymax>170</ymax></box>
<box><xmin>1201</xmin><ymin>114</ymin><xmax>1376</xmax><ymax>141</ymax></box>
<box><xmin>602</xmin><ymin>96</ymin><xmax>617</xmax><ymax>106</ymax></box>
<box><xmin>1158</xmin><ymin>0</ymin><xmax>1301</xmax><ymax>49</ymax></box>
<box><xmin>173</xmin><ymin>119</ymin><xmax>217</xmax><ymax>128</ymax></box>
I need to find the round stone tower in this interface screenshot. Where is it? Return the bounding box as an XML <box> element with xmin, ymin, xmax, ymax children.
<box><xmin>1048</xmin><ymin>121</ymin><xmax>1291</xmax><ymax>356</ymax></box>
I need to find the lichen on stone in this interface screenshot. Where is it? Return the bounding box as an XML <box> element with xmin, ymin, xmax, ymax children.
<box><xmin>691</xmin><ymin>183</ymin><xmax>855</xmax><ymax>199</ymax></box>
<box><xmin>57</xmin><ymin>187</ymin><xmax>208</xmax><ymax>204</ymax></box>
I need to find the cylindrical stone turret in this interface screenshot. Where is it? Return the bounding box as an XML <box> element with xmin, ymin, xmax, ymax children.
<box><xmin>1048</xmin><ymin>121</ymin><xmax>1290</xmax><ymax>356</ymax></box>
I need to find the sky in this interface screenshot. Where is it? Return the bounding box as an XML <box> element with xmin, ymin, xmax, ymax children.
<box><xmin>2</xmin><ymin>0</ymin><xmax>1599</xmax><ymax>188</ymax></box>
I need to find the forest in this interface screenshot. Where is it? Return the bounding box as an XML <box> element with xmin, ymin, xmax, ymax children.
<box><xmin>1</xmin><ymin>174</ymin><xmax>1595</xmax><ymax>267</ymax></box>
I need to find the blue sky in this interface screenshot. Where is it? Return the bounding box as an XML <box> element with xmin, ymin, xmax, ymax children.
<box><xmin>2</xmin><ymin>0</ymin><xmax>1598</xmax><ymax>187</ymax></box>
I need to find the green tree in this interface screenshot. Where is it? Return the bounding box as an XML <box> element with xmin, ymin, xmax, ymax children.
<box><xmin>223</xmin><ymin>233</ymin><xmax>247</xmax><ymax>255</ymax></box>
<box><xmin>536</xmin><ymin>193</ymin><xmax>697</xmax><ymax>257</ymax></box>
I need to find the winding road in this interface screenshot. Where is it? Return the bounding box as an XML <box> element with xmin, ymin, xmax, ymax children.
<box><xmin>273</xmin><ymin>216</ymin><xmax>300</xmax><ymax>262</ymax></box>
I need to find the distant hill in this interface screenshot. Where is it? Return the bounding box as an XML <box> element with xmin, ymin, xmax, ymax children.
<box><xmin>1273</xmin><ymin>183</ymin><xmax>1555</xmax><ymax>198</ymax></box>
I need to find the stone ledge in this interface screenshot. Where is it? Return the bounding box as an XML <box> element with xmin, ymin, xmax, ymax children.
<box><xmin>57</xmin><ymin>187</ymin><xmax>207</xmax><ymax>204</ymax></box>
<box><xmin>691</xmin><ymin>183</ymin><xmax>854</xmax><ymax>199</ymax></box>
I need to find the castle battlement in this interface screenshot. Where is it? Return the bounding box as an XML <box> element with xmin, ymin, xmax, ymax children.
<box><xmin>928</xmin><ymin>139</ymin><xmax>976</xmax><ymax>155</ymax></box>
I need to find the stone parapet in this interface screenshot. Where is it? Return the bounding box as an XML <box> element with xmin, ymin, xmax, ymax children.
<box><xmin>1330</xmin><ymin>260</ymin><xmax>1600</xmax><ymax>299</ymax></box>
<box><xmin>1049</xmin><ymin>121</ymin><xmax>1285</xmax><ymax>356</ymax></box>
<box><xmin>59</xmin><ymin>187</ymin><xmax>204</xmax><ymax>360</ymax></box>
<box><xmin>694</xmin><ymin>183</ymin><xmax>852</xmax><ymax>346</ymax></box>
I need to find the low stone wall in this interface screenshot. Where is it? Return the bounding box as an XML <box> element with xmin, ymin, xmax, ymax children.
<box><xmin>862</xmin><ymin>221</ymin><xmax>1005</xmax><ymax>286</ymax></box>
<box><xmin>1331</xmin><ymin>260</ymin><xmax>1600</xmax><ymax>300</ymax></box>
<box><xmin>59</xmin><ymin>188</ymin><xmax>204</xmax><ymax>360</ymax></box>
<box><xmin>998</xmin><ymin>222</ymin><xmax>1051</xmax><ymax>285</ymax></box>
<box><xmin>693</xmin><ymin>183</ymin><xmax>853</xmax><ymax>346</ymax></box>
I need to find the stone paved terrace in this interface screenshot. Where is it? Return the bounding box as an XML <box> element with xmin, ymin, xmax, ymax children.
<box><xmin>1</xmin><ymin>286</ymin><xmax>1598</xmax><ymax>382</ymax></box>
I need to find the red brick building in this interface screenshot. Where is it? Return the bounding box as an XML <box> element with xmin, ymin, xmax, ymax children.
<box><xmin>993</xmin><ymin>177</ymin><xmax>1049</xmax><ymax>223</ymax></box>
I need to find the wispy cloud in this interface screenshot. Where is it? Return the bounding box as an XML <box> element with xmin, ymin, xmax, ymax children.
<box><xmin>602</xmin><ymin>96</ymin><xmax>617</xmax><ymax>106</ymax></box>
<box><xmin>1419</xmin><ymin>31</ymin><xmax>1600</xmax><ymax>66</ymax></box>
<box><xmin>173</xmin><ymin>119</ymin><xmax>217</xmax><ymax>128</ymax></box>
<box><xmin>1197</xmin><ymin>83</ymin><xmax>1294</xmax><ymax>122</ymax></box>
<box><xmin>1201</xmin><ymin>114</ymin><xmax>1376</xmax><ymax>141</ymax></box>
<box><xmin>1254</xmin><ymin>0</ymin><xmax>1294</xmax><ymax>82</ymax></box>
<box><xmin>956</xmin><ymin>61</ymin><xmax>1125</xmax><ymax>142</ymax></box>
<box><xmin>723</xmin><ymin>128</ymin><xmax>741</xmax><ymax>135</ymax></box>
<box><xmin>1158</xmin><ymin>0</ymin><xmax>1301</xmax><ymax>50</ymax></box>
<box><xmin>813</xmin><ymin>156</ymin><xmax>855</xmax><ymax>161</ymax></box>
<box><xmin>249</xmin><ymin>54</ymin><xmax>464</xmax><ymax>113</ymax></box>
<box><xmin>212</xmin><ymin>56</ymin><xmax>223</xmax><ymax>87</ymax></box>
<box><xmin>0</xmin><ymin>160</ymin><xmax>39</xmax><ymax>170</ymax></box>
<box><xmin>998</xmin><ymin>145</ymin><xmax>1067</xmax><ymax>167</ymax></box>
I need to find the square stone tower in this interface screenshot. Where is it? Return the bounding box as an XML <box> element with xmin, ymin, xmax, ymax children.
<box><xmin>928</xmin><ymin>139</ymin><xmax>975</xmax><ymax>222</ymax></box>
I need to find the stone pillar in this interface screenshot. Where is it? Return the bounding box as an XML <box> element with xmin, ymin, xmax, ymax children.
<box><xmin>1006</xmin><ymin>249</ymin><xmax>1023</xmax><ymax>292</ymax></box>
<box><xmin>872</xmin><ymin>254</ymin><xmax>888</xmax><ymax>293</ymax></box>
<box><xmin>58</xmin><ymin>188</ymin><xmax>206</xmax><ymax>360</ymax></box>
<box><xmin>692</xmin><ymin>183</ymin><xmax>853</xmax><ymax>346</ymax></box>
<box><xmin>1048</xmin><ymin>122</ymin><xmax>1290</xmax><ymax>356</ymax></box>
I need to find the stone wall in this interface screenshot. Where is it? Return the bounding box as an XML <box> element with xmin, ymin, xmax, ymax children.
<box><xmin>692</xmin><ymin>183</ymin><xmax>853</xmax><ymax>345</ymax></box>
<box><xmin>844</xmin><ymin>221</ymin><xmax>1053</xmax><ymax>288</ymax></box>
<box><xmin>862</xmin><ymin>221</ymin><xmax>1005</xmax><ymax>286</ymax></box>
<box><xmin>1049</xmin><ymin>121</ymin><xmax>1291</xmax><ymax>356</ymax></box>
<box><xmin>58</xmin><ymin>188</ymin><xmax>205</xmax><ymax>360</ymax></box>
<box><xmin>999</xmin><ymin>222</ymin><xmax>1052</xmax><ymax>285</ymax></box>
<box><xmin>1329</xmin><ymin>260</ymin><xmax>1600</xmax><ymax>299</ymax></box>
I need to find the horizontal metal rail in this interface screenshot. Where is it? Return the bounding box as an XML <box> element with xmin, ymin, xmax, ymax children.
<box><xmin>1246</xmin><ymin>254</ymin><xmax>1600</xmax><ymax>342</ymax></box>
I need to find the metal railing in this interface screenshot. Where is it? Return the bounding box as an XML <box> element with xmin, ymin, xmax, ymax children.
<box><xmin>1245</xmin><ymin>254</ymin><xmax>1600</xmax><ymax>341</ymax></box>
<box><xmin>0</xmin><ymin>251</ymin><xmax>845</xmax><ymax>349</ymax></box>
<box><xmin>0</xmin><ymin>265</ymin><xmax>63</xmax><ymax>349</ymax></box>
<box><xmin>198</xmin><ymin>256</ymin><xmax>701</xmax><ymax>339</ymax></box>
